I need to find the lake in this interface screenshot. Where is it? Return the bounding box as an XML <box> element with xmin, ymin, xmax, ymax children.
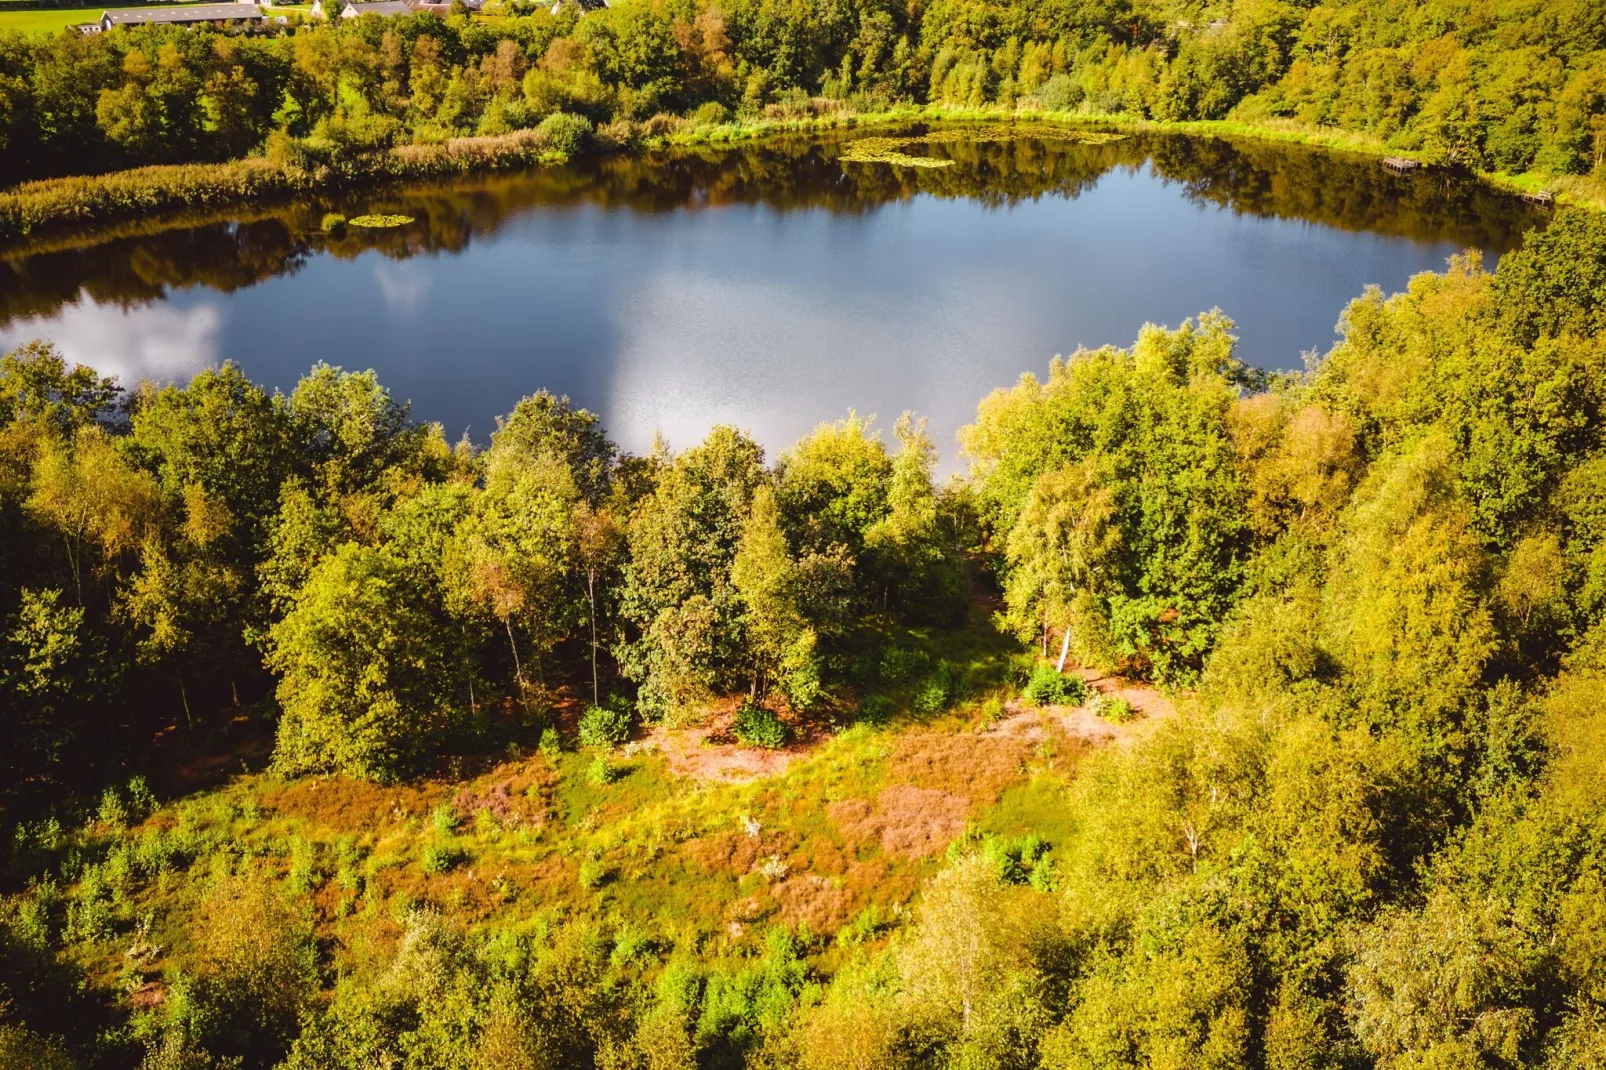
<box><xmin>0</xmin><ymin>127</ymin><xmax>1542</xmax><ymax>465</ymax></box>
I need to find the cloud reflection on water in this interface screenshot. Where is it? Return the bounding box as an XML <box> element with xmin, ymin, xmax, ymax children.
<box><xmin>374</xmin><ymin>261</ymin><xmax>433</xmax><ymax>313</ymax></box>
<box><xmin>0</xmin><ymin>295</ymin><xmax>224</xmax><ymax>387</ymax></box>
<box><xmin>604</xmin><ymin>259</ymin><xmax>1047</xmax><ymax>466</ymax></box>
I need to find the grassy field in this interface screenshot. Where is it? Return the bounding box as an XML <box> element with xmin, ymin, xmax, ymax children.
<box><xmin>0</xmin><ymin>5</ymin><xmax>102</xmax><ymax>33</ymax></box>
<box><xmin>0</xmin><ymin>3</ymin><xmax>217</xmax><ymax>34</ymax></box>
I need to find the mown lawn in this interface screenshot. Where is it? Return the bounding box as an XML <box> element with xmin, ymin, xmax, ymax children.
<box><xmin>0</xmin><ymin>2</ymin><xmax>219</xmax><ymax>34</ymax></box>
<box><xmin>0</xmin><ymin>6</ymin><xmax>102</xmax><ymax>33</ymax></box>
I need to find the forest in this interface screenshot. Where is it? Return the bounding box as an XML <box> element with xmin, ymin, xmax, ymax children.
<box><xmin>0</xmin><ymin>0</ymin><xmax>1604</xmax><ymax>188</ymax></box>
<box><xmin>2</xmin><ymin>168</ymin><xmax>1606</xmax><ymax>1066</ymax></box>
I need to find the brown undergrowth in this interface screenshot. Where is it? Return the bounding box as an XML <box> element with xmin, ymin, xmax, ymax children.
<box><xmin>75</xmin><ymin>637</ymin><xmax>1184</xmax><ymax>1013</ymax></box>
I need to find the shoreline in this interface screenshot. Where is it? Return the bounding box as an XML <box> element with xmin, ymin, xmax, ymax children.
<box><xmin>667</xmin><ymin>105</ymin><xmax>1603</xmax><ymax>208</ymax></box>
<box><xmin>2</xmin><ymin>105</ymin><xmax>1595</xmax><ymax>253</ymax></box>
<box><xmin>0</xmin><ymin>126</ymin><xmax>583</xmax><ymax>249</ymax></box>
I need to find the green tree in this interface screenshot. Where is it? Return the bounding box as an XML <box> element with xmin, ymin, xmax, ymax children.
<box><xmin>1001</xmin><ymin>458</ymin><xmax>1120</xmax><ymax>671</ymax></box>
<box><xmin>864</xmin><ymin>413</ymin><xmax>962</xmax><ymax>621</ymax></box>
<box><xmin>266</xmin><ymin>542</ymin><xmax>464</xmax><ymax>780</ymax></box>
<box><xmin>732</xmin><ymin>484</ymin><xmax>804</xmax><ymax>698</ymax></box>
<box><xmin>26</xmin><ymin>425</ymin><xmax>163</xmax><ymax>606</ymax></box>
<box><xmin>619</xmin><ymin>426</ymin><xmax>766</xmax><ymax>720</ymax></box>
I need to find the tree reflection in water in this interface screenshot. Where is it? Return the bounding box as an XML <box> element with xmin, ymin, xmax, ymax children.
<box><xmin>0</xmin><ymin>128</ymin><xmax>1541</xmax><ymax>330</ymax></box>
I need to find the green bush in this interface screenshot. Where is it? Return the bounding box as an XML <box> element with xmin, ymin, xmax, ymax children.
<box><xmin>1090</xmin><ymin>693</ymin><xmax>1137</xmax><ymax>723</ymax></box>
<box><xmin>431</xmin><ymin>804</ymin><xmax>459</xmax><ymax>837</ymax></box>
<box><xmin>734</xmin><ymin>701</ymin><xmax>787</xmax><ymax>749</ymax></box>
<box><xmin>421</xmin><ymin>843</ymin><xmax>466</xmax><ymax>874</ymax></box>
<box><xmin>982</xmin><ymin>834</ymin><xmax>1054</xmax><ymax>888</ymax></box>
<box><xmin>578</xmin><ymin>857</ymin><xmax>609</xmax><ymax>890</ymax></box>
<box><xmin>287</xmin><ymin>836</ymin><xmax>324</xmax><ymax>894</ymax></box>
<box><xmin>538</xmin><ymin>726</ymin><xmax>562</xmax><ymax>761</ymax></box>
<box><xmin>131</xmin><ymin>827</ymin><xmax>187</xmax><ymax>878</ymax></box>
<box><xmin>126</xmin><ymin>777</ymin><xmax>156</xmax><ymax>818</ymax></box>
<box><xmin>1024</xmin><ymin>666</ymin><xmax>1087</xmax><ymax>707</ymax></box>
<box><xmin>578</xmin><ymin>704</ymin><xmax>632</xmax><ymax>749</ymax></box>
<box><xmin>857</xmin><ymin>694</ymin><xmax>894</xmax><ymax>726</ymax></box>
<box><xmin>1036</xmin><ymin>73</ymin><xmax>1083</xmax><ymax>111</ymax></box>
<box><xmin>320</xmin><ymin>212</ymin><xmax>346</xmax><ymax>232</ymax></box>
<box><xmin>97</xmin><ymin>787</ymin><xmax>128</xmax><ymax>829</ymax></box>
<box><xmin>65</xmin><ymin>865</ymin><xmax>115</xmax><ymax>942</ymax></box>
<box><xmin>880</xmin><ymin>645</ymin><xmax>929</xmax><ymax>684</ymax></box>
<box><xmin>586</xmin><ymin>756</ymin><xmax>620</xmax><ymax>785</ymax></box>
<box><xmin>981</xmin><ymin>694</ymin><xmax>1007</xmax><ymax>725</ymax></box>
<box><xmin>538</xmin><ymin>112</ymin><xmax>593</xmax><ymax>157</ymax></box>
<box><xmin>836</xmin><ymin>904</ymin><xmax>886</xmax><ymax>947</ymax></box>
<box><xmin>913</xmin><ymin>661</ymin><xmax>957</xmax><ymax>715</ymax></box>
<box><xmin>690</xmin><ymin>101</ymin><xmax>732</xmax><ymax>125</ymax></box>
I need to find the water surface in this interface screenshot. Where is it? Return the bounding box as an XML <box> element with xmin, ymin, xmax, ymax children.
<box><xmin>0</xmin><ymin>129</ymin><xmax>1541</xmax><ymax>461</ymax></box>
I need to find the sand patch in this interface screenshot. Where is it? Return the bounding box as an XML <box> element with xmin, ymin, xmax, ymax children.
<box><xmin>984</xmin><ymin>667</ymin><xmax>1181</xmax><ymax>744</ymax></box>
<box><xmin>646</xmin><ymin>699</ymin><xmax>828</xmax><ymax>783</ymax></box>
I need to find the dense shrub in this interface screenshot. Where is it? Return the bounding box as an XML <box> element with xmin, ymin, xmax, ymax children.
<box><xmin>578</xmin><ymin>857</ymin><xmax>609</xmax><ymax>889</ymax></box>
<box><xmin>980</xmin><ymin>694</ymin><xmax>1007</xmax><ymax>724</ymax></box>
<box><xmin>1088</xmin><ymin>693</ymin><xmax>1136</xmax><ymax>723</ymax></box>
<box><xmin>981</xmin><ymin>834</ymin><xmax>1054</xmax><ymax>889</ymax></box>
<box><xmin>538</xmin><ymin>113</ymin><xmax>594</xmax><ymax>158</ymax></box>
<box><xmin>430</xmin><ymin>805</ymin><xmax>459</xmax><ymax>837</ymax></box>
<box><xmin>1023</xmin><ymin>666</ymin><xmax>1087</xmax><ymax>706</ymax></box>
<box><xmin>1036</xmin><ymin>74</ymin><xmax>1083</xmax><ymax>111</ymax></box>
<box><xmin>690</xmin><ymin>102</ymin><xmax>732</xmax><ymax>125</ymax></box>
<box><xmin>857</xmin><ymin>694</ymin><xmax>894</xmax><ymax>726</ymax></box>
<box><xmin>733</xmin><ymin>701</ymin><xmax>787</xmax><ymax>749</ymax></box>
<box><xmin>578</xmin><ymin>704</ymin><xmax>632</xmax><ymax>749</ymax></box>
<box><xmin>586</xmin><ymin>756</ymin><xmax>619</xmax><ymax>785</ymax></box>
<box><xmin>913</xmin><ymin>662</ymin><xmax>957</xmax><ymax>714</ymax></box>
<box><xmin>880</xmin><ymin>645</ymin><xmax>929</xmax><ymax>683</ymax></box>
<box><xmin>420</xmin><ymin>843</ymin><xmax>466</xmax><ymax>874</ymax></box>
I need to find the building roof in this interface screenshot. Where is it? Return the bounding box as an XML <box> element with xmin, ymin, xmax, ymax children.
<box><xmin>342</xmin><ymin>0</ymin><xmax>412</xmax><ymax>13</ymax></box>
<box><xmin>404</xmin><ymin>0</ymin><xmax>484</xmax><ymax>11</ymax></box>
<box><xmin>101</xmin><ymin>3</ymin><xmax>263</xmax><ymax>24</ymax></box>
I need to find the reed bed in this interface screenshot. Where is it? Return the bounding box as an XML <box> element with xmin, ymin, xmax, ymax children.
<box><xmin>0</xmin><ymin>127</ymin><xmax>582</xmax><ymax>245</ymax></box>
